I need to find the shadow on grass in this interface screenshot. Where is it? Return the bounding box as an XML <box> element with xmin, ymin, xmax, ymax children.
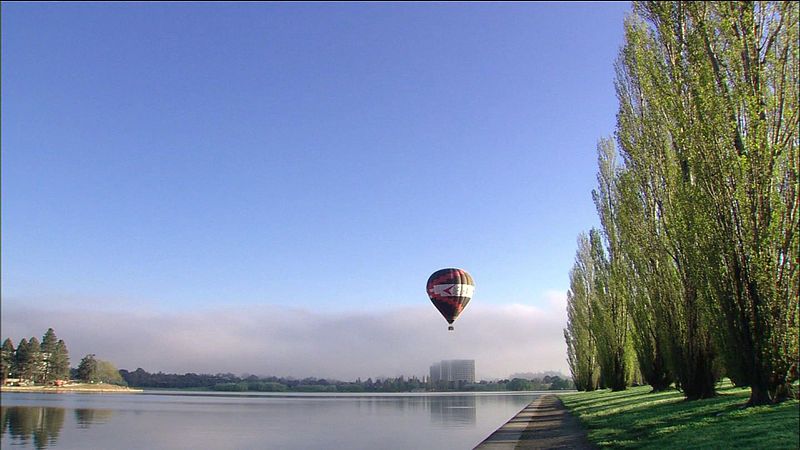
<box><xmin>560</xmin><ymin>382</ymin><xmax>799</xmax><ymax>449</ymax></box>
<box><xmin>563</xmin><ymin>386</ymin><xmax>682</xmax><ymax>418</ymax></box>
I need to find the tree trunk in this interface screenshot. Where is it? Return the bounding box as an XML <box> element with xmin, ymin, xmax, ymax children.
<box><xmin>681</xmin><ymin>286</ymin><xmax>717</xmax><ymax>400</ymax></box>
<box><xmin>647</xmin><ymin>341</ymin><xmax>673</xmax><ymax>392</ymax></box>
<box><xmin>747</xmin><ymin>382</ymin><xmax>772</xmax><ymax>406</ymax></box>
<box><xmin>681</xmin><ymin>341</ymin><xmax>718</xmax><ymax>401</ymax></box>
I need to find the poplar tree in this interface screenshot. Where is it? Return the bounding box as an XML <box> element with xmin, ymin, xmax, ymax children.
<box><xmin>565</xmin><ymin>233</ymin><xmax>601</xmax><ymax>391</ymax></box>
<box><xmin>614</xmin><ymin>3</ymin><xmax>722</xmax><ymax>400</ymax></box>
<box><xmin>588</xmin><ymin>228</ymin><xmax>635</xmax><ymax>391</ymax></box>
<box><xmin>614</xmin><ymin>1</ymin><xmax>797</xmax><ymax>404</ymax></box>
<box><xmin>614</xmin><ymin>168</ymin><xmax>674</xmax><ymax>391</ymax></box>
<box><xmin>591</xmin><ymin>140</ymin><xmax>637</xmax><ymax>391</ymax></box>
<box><xmin>567</xmin><ymin>0</ymin><xmax>797</xmax><ymax>405</ymax></box>
<box><xmin>595</xmin><ymin>137</ymin><xmax>673</xmax><ymax>391</ymax></box>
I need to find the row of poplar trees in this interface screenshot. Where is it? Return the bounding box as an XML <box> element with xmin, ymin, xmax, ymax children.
<box><xmin>1</xmin><ymin>328</ymin><xmax>71</xmax><ymax>384</ymax></box>
<box><xmin>564</xmin><ymin>1</ymin><xmax>798</xmax><ymax>406</ymax></box>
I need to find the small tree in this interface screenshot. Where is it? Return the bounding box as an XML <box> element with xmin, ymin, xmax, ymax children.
<box><xmin>77</xmin><ymin>354</ymin><xmax>99</xmax><ymax>383</ymax></box>
<box><xmin>96</xmin><ymin>360</ymin><xmax>125</xmax><ymax>386</ymax></box>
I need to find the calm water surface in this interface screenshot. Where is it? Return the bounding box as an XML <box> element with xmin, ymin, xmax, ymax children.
<box><xmin>1</xmin><ymin>391</ymin><xmax>541</xmax><ymax>449</ymax></box>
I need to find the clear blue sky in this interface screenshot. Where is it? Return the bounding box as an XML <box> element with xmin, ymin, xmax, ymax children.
<box><xmin>2</xmin><ymin>2</ymin><xmax>629</xmax><ymax>315</ymax></box>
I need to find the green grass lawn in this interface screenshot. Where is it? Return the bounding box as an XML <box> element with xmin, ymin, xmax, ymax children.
<box><xmin>559</xmin><ymin>381</ymin><xmax>799</xmax><ymax>449</ymax></box>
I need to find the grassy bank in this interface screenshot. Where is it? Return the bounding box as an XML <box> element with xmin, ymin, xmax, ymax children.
<box><xmin>559</xmin><ymin>381</ymin><xmax>799</xmax><ymax>449</ymax></box>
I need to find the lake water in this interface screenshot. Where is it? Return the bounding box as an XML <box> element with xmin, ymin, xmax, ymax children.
<box><xmin>1</xmin><ymin>391</ymin><xmax>540</xmax><ymax>449</ymax></box>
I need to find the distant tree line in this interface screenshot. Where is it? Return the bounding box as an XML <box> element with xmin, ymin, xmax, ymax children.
<box><xmin>118</xmin><ymin>370</ymin><xmax>428</xmax><ymax>392</ymax></box>
<box><xmin>1</xmin><ymin>327</ymin><xmax>572</xmax><ymax>392</ymax></box>
<box><xmin>119</xmin><ymin>369</ymin><xmax>574</xmax><ymax>392</ymax></box>
<box><xmin>1</xmin><ymin>328</ymin><xmax>125</xmax><ymax>386</ymax></box>
<box><xmin>492</xmin><ymin>376</ymin><xmax>573</xmax><ymax>391</ymax></box>
<box><xmin>564</xmin><ymin>1</ymin><xmax>798</xmax><ymax>406</ymax></box>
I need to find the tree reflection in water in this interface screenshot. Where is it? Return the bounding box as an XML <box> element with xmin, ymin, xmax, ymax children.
<box><xmin>1</xmin><ymin>406</ymin><xmax>65</xmax><ymax>450</ymax></box>
<box><xmin>1</xmin><ymin>406</ymin><xmax>114</xmax><ymax>449</ymax></box>
<box><xmin>75</xmin><ymin>408</ymin><xmax>114</xmax><ymax>428</ymax></box>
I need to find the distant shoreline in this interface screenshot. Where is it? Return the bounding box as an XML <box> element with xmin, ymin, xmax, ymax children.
<box><xmin>0</xmin><ymin>383</ymin><xmax>142</xmax><ymax>393</ymax></box>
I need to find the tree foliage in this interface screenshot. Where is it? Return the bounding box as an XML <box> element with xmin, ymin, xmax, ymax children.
<box><xmin>73</xmin><ymin>354</ymin><xmax>125</xmax><ymax>385</ymax></box>
<box><xmin>565</xmin><ymin>233</ymin><xmax>601</xmax><ymax>391</ymax></box>
<box><xmin>51</xmin><ymin>340</ymin><xmax>71</xmax><ymax>381</ymax></box>
<box><xmin>566</xmin><ymin>1</ymin><xmax>798</xmax><ymax>405</ymax></box>
<box><xmin>15</xmin><ymin>338</ymin><xmax>45</xmax><ymax>384</ymax></box>
<box><xmin>76</xmin><ymin>354</ymin><xmax>99</xmax><ymax>383</ymax></box>
<box><xmin>1</xmin><ymin>338</ymin><xmax>16</xmax><ymax>381</ymax></box>
<box><xmin>40</xmin><ymin>328</ymin><xmax>70</xmax><ymax>383</ymax></box>
<box><xmin>591</xmin><ymin>142</ymin><xmax>639</xmax><ymax>391</ymax></box>
<box><xmin>95</xmin><ymin>360</ymin><xmax>126</xmax><ymax>386</ymax></box>
<box><xmin>1</xmin><ymin>329</ymin><xmax>71</xmax><ymax>385</ymax></box>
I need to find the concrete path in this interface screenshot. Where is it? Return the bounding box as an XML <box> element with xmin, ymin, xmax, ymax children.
<box><xmin>474</xmin><ymin>394</ymin><xmax>595</xmax><ymax>449</ymax></box>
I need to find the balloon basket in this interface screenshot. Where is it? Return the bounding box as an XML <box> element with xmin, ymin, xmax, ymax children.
<box><xmin>448</xmin><ymin>326</ymin><xmax>454</xmax><ymax>331</ymax></box>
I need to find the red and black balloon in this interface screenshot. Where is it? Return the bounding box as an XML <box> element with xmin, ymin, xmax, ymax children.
<box><xmin>426</xmin><ymin>268</ymin><xmax>474</xmax><ymax>331</ymax></box>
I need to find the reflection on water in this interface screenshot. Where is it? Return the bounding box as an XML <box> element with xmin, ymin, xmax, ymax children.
<box><xmin>1</xmin><ymin>392</ymin><xmax>537</xmax><ymax>449</ymax></box>
<box><xmin>1</xmin><ymin>406</ymin><xmax>114</xmax><ymax>448</ymax></box>
<box><xmin>74</xmin><ymin>408</ymin><xmax>114</xmax><ymax>429</ymax></box>
<box><xmin>430</xmin><ymin>395</ymin><xmax>476</xmax><ymax>426</ymax></box>
<box><xmin>1</xmin><ymin>407</ymin><xmax>66</xmax><ymax>450</ymax></box>
<box><xmin>348</xmin><ymin>395</ymin><xmax>477</xmax><ymax>426</ymax></box>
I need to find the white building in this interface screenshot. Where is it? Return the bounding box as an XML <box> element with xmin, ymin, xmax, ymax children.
<box><xmin>429</xmin><ymin>359</ymin><xmax>475</xmax><ymax>384</ymax></box>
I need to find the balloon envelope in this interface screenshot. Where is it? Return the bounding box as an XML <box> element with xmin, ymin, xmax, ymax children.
<box><xmin>426</xmin><ymin>268</ymin><xmax>474</xmax><ymax>330</ymax></box>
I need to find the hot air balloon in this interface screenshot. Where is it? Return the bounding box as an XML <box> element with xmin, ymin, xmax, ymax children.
<box><xmin>426</xmin><ymin>268</ymin><xmax>474</xmax><ymax>331</ymax></box>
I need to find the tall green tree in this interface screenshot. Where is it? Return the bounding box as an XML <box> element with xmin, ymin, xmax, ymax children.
<box><xmin>591</xmin><ymin>139</ymin><xmax>638</xmax><ymax>391</ymax></box>
<box><xmin>614</xmin><ymin>1</ymin><xmax>797</xmax><ymax>404</ymax></box>
<box><xmin>14</xmin><ymin>338</ymin><xmax>30</xmax><ymax>380</ymax></box>
<box><xmin>40</xmin><ymin>328</ymin><xmax>59</xmax><ymax>383</ymax></box>
<box><xmin>614</xmin><ymin>168</ymin><xmax>674</xmax><ymax>391</ymax></box>
<box><xmin>51</xmin><ymin>340</ymin><xmax>70</xmax><ymax>381</ymax></box>
<box><xmin>614</xmin><ymin>3</ymin><xmax>725</xmax><ymax>400</ymax></box>
<box><xmin>15</xmin><ymin>338</ymin><xmax>44</xmax><ymax>383</ymax></box>
<box><xmin>592</xmin><ymin>139</ymin><xmax>672</xmax><ymax>391</ymax></box>
<box><xmin>1</xmin><ymin>338</ymin><xmax>16</xmax><ymax>381</ymax></box>
<box><xmin>565</xmin><ymin>233</ymin><xmax>601</xmax><ymax>391</ymax></box>
<box><xmin>678</xmin><ymin>0</ymin><xmax>798</xmax><ymax>405</ymax></box>
<box><xmin>26</xmin><ymin>337</ymin><xmax>45</xmax><ymax>384</ymax></box>
<box><xmin>587</xmin><ymin>227</ymin><xmax>635</xmax><ymax>391</ymax></box>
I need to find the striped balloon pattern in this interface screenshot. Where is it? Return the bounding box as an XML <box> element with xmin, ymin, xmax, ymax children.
<box><xmin>426</xmin><ymin>268</ymin><xmax>475</xmax><ymax>331</ymax></box>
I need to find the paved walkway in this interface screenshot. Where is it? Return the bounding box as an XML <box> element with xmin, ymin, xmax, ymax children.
<box><xmin>474</xmin><ymin>394</ymin><xmax>595</xmax><ymax>450</ymax></box>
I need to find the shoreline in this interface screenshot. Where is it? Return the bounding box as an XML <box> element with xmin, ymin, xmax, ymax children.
<box><xmin>474</xmin><ymin>394</ymin><xmax>593</xmax><ymax>449</ymax></box>
<box><xmin>1</xmin><ymin>383</ymin><xmax>143</xmax><ymax>393</ymax></box>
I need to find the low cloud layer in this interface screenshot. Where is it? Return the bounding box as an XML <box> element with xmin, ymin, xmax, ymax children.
<box><xmin>0</xmin><ymin>294</ymin><xmax>569</xmax><ymax>380</ymax></box>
